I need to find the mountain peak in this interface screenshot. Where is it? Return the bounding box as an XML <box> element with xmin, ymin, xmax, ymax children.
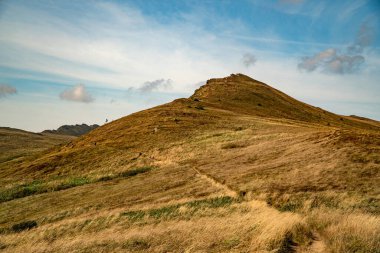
<box><xmin>189</xmin><ymin>74</ymin><xmax>378</xmax><ymax>130</ymax></box>
<box><xmin>192</xmin><ymin>73</ymin><xmax>267</xmax><ymax>100</ymax></box>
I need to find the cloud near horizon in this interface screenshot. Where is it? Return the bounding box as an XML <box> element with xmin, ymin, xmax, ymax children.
<box><xmin>137</xmin><ymin>79</ymin><xmax>173</xmax><ymax>93</ymax></box>
<box><xmin>59</xmin><ymin>84</ymin><xmax>94</xmax><ymax>103</ymax></box>
<box><xmin>0</xmin><ymin>84</ymin><xmax>17</xmax><ymax>98</ymax></box>
<box><xmin>298</xmin><ymin>21</ymin><xmax>376</xmax><ymax>74</ymax></box>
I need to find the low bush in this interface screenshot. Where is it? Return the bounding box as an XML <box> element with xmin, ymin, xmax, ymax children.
<box><xmin>11</xmin><ymin>220</ymin><xmax>37</xmax><ymax>232</ymax></box>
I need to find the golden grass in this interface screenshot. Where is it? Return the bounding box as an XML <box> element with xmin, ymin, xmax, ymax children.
<box><xmin>1</xmin><ymin>199</ymin><xmax>314</xmax><ymax>253</ymax></box>
<box><xmin>1</xmin><ymin>74</ymin><xmax>379</xmax><ymax>252</ymax></box>
<box><xmin>307</xmin><ymin>209</ymin><xmax>380</xmax><ymax>253</ymax></box>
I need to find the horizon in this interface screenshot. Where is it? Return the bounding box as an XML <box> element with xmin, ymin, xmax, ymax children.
<box><xmin>1</xmin><ymin>0</ymin><xmax>380</xmax><ymax>132</ymax></box>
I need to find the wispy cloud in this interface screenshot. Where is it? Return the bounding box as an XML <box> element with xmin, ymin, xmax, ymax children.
<box><xmin>59</xmin><ymin>84</ymin><xmax>94</xmax><ymax>103</ymax></box>
<box><xmin>348</xmin><ymin>21</ymin><xmax>376</xmax><ymax>54</ymax></box>
<box><xmin>0</xmin><ymin>1</ymin><xmax>249</xmax><ymax>92</ymax></box>
<box><xmin>242</xmin><ymin>53</ymin><xmax>257</xmax><ymax>67</ymax></box>
<box><xmin>298</xmin><ymin>48</ymin><xmax>365</xmax><ymax>74</ymax></box>
<box><xmin>138</xmin><ymin>79</ymin><xmax>172</xmax><ymax>93</ymax></box>
<box><xmin>0</xmin><ymin>84</ymin><xmax>17</xmax><ymax>98</ymax></box>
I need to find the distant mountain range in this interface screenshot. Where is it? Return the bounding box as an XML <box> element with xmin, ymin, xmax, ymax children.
<box><xmin>42</xmin><ymin>123</ymin><xmax>99</xmax><ymax>136</ymax></box>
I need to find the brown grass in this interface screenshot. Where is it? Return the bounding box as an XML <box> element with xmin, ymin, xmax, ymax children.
<box><xmin>1</xmin><ymin>74</ymin><xmax>379</xmax><ymax>252</ymax></box>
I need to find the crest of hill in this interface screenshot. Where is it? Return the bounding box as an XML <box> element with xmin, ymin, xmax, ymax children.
<box><xmin>4</xmin><ymin>74</ymin><xmax>379</xmax><ymax>179</ymax></box>
<box><xmin>191</xmin><ymin>73</ymin><xmax>379</xmax><ymax>129</ymax></box>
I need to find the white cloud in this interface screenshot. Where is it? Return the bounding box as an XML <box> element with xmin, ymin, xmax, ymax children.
<box><xmin>0</xmin><ymin>1</ymin><xmax>250</xmax><ymax>92</ymax></box>
<box><xmin>0</xmin><ymin>0</ymin><xmax>379</xmax><ymax>131</ymax></box>
<box><xmin>298</xmin><ymin>20</ymin><xmax>375</xmax><ymax>74</ymax></box>
<box><xmin>298</xmin><ymin>48</ymin><xmax>365</xmax><ymax>74</ymax></box>
<box><xmin>59</xmin><ymin>84</ymin><xmax>94</xmax><ymax>103</ymax></box>
<box><xmin>0</xmin><ymin>84</ymin><xmax>17</xmax><ymax>98</ymax></box>
<box><xmin>138</xmin><ymin>79</ymin><xmax>173</xmax><ymax>93</ymax></box>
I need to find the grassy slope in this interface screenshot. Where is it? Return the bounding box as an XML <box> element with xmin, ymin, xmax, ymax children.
<box><xmin>0</xmin><ymin>74</ymin><xmax>379</xmax><ymax>252</ymax></box>
<box><xmin>0</xmin><ymin>127</ymin><xmax>74</xmax><ymax>168</ymax></box>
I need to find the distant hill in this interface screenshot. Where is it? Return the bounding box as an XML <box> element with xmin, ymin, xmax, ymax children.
<box><xmin>0</xmin><ymin>127</ymin><xmax>74</xmax><ymax>165</ymax></box>
<box><xmin>1</xmin><ymin>74</ymin><xmax>379</xmax><ymax>253</ymax></box>
<box><xmin>42</xmin><ymin>123</ymin><xmax>99</xmax><ymax>136</ymax></box>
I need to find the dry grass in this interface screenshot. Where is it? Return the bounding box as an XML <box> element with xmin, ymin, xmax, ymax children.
<box><xmin>0</xmin><ymin>127</ymin><xmax>74</xmax><ymax>181</ymax></box>
<box><xmin>307</xmin><ymin>209</ymin><xmax>380</xmax><ymax>253</ymax></box>
<box><xmin>1</xmin><ymin>74</ymin><xmax>379</xmax><ymax>252</ymax></box>
<box><xmin>0</xmin><ymin>199</ymin><xmax>315</xmax><ymax>253</ymax></box>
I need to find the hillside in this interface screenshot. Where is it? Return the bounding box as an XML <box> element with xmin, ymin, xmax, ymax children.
<box><xmin>0</xmin><ymin>127</ymin><xmax>74</xmax><ymax>167</ymax></box>
<box><xmin>42</xmin><ymin>124</ymin><xmax>99</xmax><ymax>136</ymax></box>
<box><xmin>0</xmin><ymin>74</ymin><xmax>379</xmax><ymax>253</ymax></box>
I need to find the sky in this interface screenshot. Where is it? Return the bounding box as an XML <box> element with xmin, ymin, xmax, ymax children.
<box><xmin>0</xmin><ymin>0</ymin><xmax>379</xmax><ymax>132</ymax></box>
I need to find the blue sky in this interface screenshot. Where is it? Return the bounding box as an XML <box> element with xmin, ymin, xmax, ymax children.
<box><xmin>0</xmin><ymin>0</ymin><xmax>379</xmax><ymax>131</ymax></box>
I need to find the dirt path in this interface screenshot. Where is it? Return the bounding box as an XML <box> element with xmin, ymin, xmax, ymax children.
<box><xmin>303</xmin><ymin>233</ymin><xmax>326</xmax><ymax>253</ymax></box>
<box><xmin>192</xmin><ymin>167</ymin><xmax>238</xmax><ymax>198</ymax></box>
<box><xmin>192</xmin><ymin>166</ymin><xmax>326</xmax><ymax>253</ymax></box>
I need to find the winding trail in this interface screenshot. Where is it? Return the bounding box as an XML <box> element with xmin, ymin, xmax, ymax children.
<box><xmin>192</xmin><ymin>167</ymin><xmax>238</xmax><ymax>198</ymax></box>
<box><xmin>192</xmin><ymin>166</ymin><xmax>326</xmax><ymax>253</ymax></box>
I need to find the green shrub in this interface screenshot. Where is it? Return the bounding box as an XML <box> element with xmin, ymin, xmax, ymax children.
<box><xmin>55</xmin><ymin>177</ymin><xmax>90</xmax><ymax>191</ymax></box>
<box><xmin>0</xmin><ymin>181</ymin><xmax>47</xmax><ymax>203</ymax></box>
<box><xmin>148</xmin><ymin>205</ymin><xmax>179</xmax><ymax>219</ymax></box>
<box><xmin>121</xmin><ymin>210</ymin><xmax>145</xmax><ymax>221</ymax></box>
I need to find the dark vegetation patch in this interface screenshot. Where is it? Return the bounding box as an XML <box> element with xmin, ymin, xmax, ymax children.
<box><xmin>121</xmin><ymin>196</ymin><xmax>237</xmax><ymax>221</ymax></box>
<box><xmin>0</xmin><ymin>166</ymin><xmax>154</xmax><ymax>203</ymax></box>
<box><xmin>11</xmin><ymin>220</ymin><xmax>37</xmax><ymax>232</ymax></box>
<box><xmin>55</xmin><ymin>177</ymin><xmax>90</xmax><ymax>191</ymax></box>
<box><xmin>221</xmin><ymin>142</ymin><xmax>248</xmax><ymax>149</ymax></box>
<box><xmin>265</xmin><ymin>192</ymin><xmax>379</xmax><ymax>214</ymax></box>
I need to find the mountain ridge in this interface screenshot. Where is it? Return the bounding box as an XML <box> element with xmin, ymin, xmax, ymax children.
<box><xmin>4</xmin><ymin>73</ymin><xmax>378</xmax><ymax>180</ymax></box>
<box><xmin>42</xmin><ymin>123</ymin><xmax>99</xmax><ymax>136</ymax></box>
<box><xmin>191</xmin><ymin>73</ymin><xmax>379</xmax><ymax>130</ymax></box>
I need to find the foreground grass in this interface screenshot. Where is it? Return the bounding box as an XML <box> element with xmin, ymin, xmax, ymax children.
<box><xmin>0</xmin><ymin>198</ymin><xmax>315</xmax><ymax>253</ymax></box>
<box><xmin>307</xmin><ymin>209</ymin><xmax>380</xmax><ymax>253</ymax></box>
